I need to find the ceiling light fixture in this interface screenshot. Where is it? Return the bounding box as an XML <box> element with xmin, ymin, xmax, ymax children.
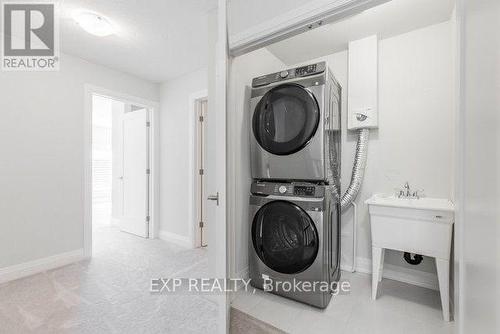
<box><xmin>73</xmin><ymin>11</ymin><xmax>115</xmax><ymax>37</ymax></box>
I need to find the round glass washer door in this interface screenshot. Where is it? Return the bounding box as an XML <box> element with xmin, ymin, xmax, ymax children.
<box><xmin>252</xmin><ymin>200</ymin><xmax>319</xmax><ymax>274</ymax></box>
<box><xmin>252</xmin><ymin>84</ymin><xmax>320</xmax><ymax>156</ymax></box>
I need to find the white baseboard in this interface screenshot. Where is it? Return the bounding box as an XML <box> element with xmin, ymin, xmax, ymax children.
<box><xmin>237</xmin><ymin>260</ymin><xmax>437</xmax><ymax>290</ymax></box>
<box><xmin>235</xmin><ymin>260</ymin><xmax>437</xmax><ymax>291</ymax></box>
<box><xmin>158</xmin><ymin>230</ymin><xmax>193</xmax><ymax>249</ymax></box>
<box><xmin>351</xmin><ymin>257</ymin><xmax>439</xmax><ymax>291</ymax></box>
<box><xmin>0</xmin><ymin>249</ymin><xmax>85</xmax><ymax>285</ymax></box>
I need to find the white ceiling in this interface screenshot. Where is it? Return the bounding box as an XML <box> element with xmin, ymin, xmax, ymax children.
<box><xmin>266</xmin><ymin>0</ymin><xmax>455</xmax><ymax>65</ymax></box>
<box><xmin>59</xmin><ymin>0</ymin><xmax>217</xmax><ymax>83</ymax></box>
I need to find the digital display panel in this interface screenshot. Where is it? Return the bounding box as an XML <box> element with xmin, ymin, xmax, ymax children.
<box><xmin>295</xmin><ymin>64</ymin><xmax>317</xmax><ymax>76</ymax></box>
<box><xmin>294</xmin><ymin>186</ymin><xmax>315</xmax><ymax>196</ymax></box>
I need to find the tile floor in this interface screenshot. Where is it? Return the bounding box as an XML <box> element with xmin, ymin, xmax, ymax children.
<box><xmin>0</xmin><ymin>225</ymin><xmax>217</xmax><ymax>333</ymax></box>
<box><xmin>231</xmin><ymin>271</ymin><xmax>455</xmax><ymax>334</ymax></box>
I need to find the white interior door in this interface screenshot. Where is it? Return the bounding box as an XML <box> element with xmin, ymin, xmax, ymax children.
<box><xmin>120</xmin><ymin>109</ymin><xmax>149</xmax><ymax>238</ymax></box>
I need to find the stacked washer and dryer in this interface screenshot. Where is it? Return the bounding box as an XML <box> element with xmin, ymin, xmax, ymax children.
<box><xmin>248</xmin><ymin>62</ymin><xmax>342</xmax><ymax>308</ymax></box>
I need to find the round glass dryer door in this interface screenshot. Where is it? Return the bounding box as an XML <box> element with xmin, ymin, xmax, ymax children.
<box><xmin>252</xmin><ymin>84</ymin><xmax>320</xmax><ymax>155</ymax></box>
<box><xmin>252</xmin><ymin>200</ymin><xmax>319</xmax><ymax>274</ymax></box>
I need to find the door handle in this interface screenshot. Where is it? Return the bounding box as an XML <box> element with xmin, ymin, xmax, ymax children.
<box><xmin>207</xmin><ymin>192</ymin><xmax>219</xmax><ymax>206</ymax></box>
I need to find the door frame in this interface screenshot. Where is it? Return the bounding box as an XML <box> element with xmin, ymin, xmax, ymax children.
<box><xmin>228</xmin><ymin>0</ymin><xmax>390</xmax><ymax>56</ymax></box>
<box><xmin>216</xmin><ymin>0</ymin><xmax>229</xmax><ymax>331</ymax></box>
<box><xmin>189</xmin><ymin>90</ymin><xmax>209</xmax><ymax>248</ymax></box>
<box><xmin>452</xmin><ymin>0</ymin><xmax>464</xmax><ymax>328</ymax></box>
<box><xmin>83</xmin><ymin>84</ymin><xmax>160</xmax><ymax>258</ymax></box>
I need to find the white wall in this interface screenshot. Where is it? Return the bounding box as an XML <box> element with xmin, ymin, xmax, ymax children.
<box><xmin>158</xmin><ymin>68</ymin><xmax>208</xmax><ymax>241</ymax></box>
<box><xmin>459</xmin><ymin>0</ymin><xmax>500</xmax><ymax>332</ymax></box>
<box><xmin>349</xmin><ymin>20</ymin><xmax>454</xmax><ymax>273</ymax></box>
<box><xmin>0</xmin><ymin>53</ymin><xmax>159</xmax><ymax>269</ymax></box>
<box><xmin>229</xmin><ymin>21</ymin><xmax>455</xmax><ymax>278</ymax></box>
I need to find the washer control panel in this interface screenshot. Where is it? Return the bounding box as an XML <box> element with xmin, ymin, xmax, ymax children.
<box><xmin>251</xmin><ymin>182</ymin><xmax>324</xmax><ymax>198</ymax></box>
<box><xmin>273</xmin><ymin>184</ymin><xmax>293</xmax><ymax>196</ymax></box>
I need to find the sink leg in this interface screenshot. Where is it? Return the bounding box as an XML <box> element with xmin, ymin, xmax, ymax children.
<box><xmin>379</xmin><ymin>249</ymin><xmax>385</xmax><ymax>282</ymax></box>
<box><xmin>436</xmin><ymin>258</ymin><xmax>450</xmax><ymax>321</ymax></box>
<box><xmin>372</xmin><ymin>247</ymin><xmax>383</xmax><ymax>300</ymax></box>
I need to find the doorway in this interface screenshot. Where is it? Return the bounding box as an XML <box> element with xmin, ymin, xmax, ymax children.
<box><xmin>92</xmin><ymin>94</ymin><xmax>151</xmax><ymax>238</ymax></box>
<box><xmin>84</xmin><ymin>86</ymin><xmax>159</xmax><ymax>257</ymax></box>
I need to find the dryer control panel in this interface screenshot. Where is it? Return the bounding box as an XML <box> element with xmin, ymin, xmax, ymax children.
<box><xmin>252</xmin><ymin>62</ymin><xmax>326</xmax><ymax>88</ymax></box>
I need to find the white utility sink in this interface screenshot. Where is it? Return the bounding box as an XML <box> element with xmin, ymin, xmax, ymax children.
<box><xmin>366</xmin><ymin>193</ymin><xmax>455</xmax><ymax>322</ymax></box>
<box><xmin>366</xmin><ymin>193</ymin><xmax>454</xmax><ymax>212</ymax></box>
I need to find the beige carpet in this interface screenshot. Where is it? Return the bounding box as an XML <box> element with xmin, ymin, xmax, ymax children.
<box><xmin>0</xmin><ymin>225</ymin><xmax>216</xmax><ymax>333</ymax></box>
<box><xmin>230</xmin><ymin>307</ymin><xmax>287</xmax><ymax>334</ymax></box>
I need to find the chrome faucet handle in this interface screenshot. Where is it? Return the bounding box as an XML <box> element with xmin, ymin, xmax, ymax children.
<box><xmin>393</xmin><ymin>187</ymin><xmax>404</xmax><ymax>198</ymax></box>
<box><xmin>403</xmin><ymin>182</ymin><xmax>411</xmax><ymax>196</ymax></box>
<box><xmin>412</xmin><ymin>189</ymin><xmax>424</xmax><ymax>199</ymax></box>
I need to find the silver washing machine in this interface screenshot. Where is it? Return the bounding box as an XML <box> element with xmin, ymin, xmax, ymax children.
<box><xmin>248</xmin><ymin>181</ymin><xmax>341</xmax><ymax>308</ymax></box>
<box><xmin>250</xmin><ymin>62</ymin><xmax>341</xmax><ymax>182</ymax></box>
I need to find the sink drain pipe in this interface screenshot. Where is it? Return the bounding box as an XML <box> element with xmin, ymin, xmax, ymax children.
<box><xmin>404</xmin><ymin>252</ymin><xmax>423</xmax><ymax>265</ymax></box>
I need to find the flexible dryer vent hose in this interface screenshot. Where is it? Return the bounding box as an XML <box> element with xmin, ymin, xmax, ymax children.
<box><xmin>340</xmin><ymin>128</ymin><xmax>369</xmax><ymax>211</ymax></box>
<box><xmin>328</xmin><ymin>128</ymin><xmax>370</xmax><ymax>212</ymax></box>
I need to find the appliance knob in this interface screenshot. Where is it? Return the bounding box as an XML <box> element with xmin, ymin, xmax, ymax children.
<box><xmin>279</xmin><ymin>71</ymin><xmax>289</xmax><ymax>79</ymax></box>
<box><xmin>278</xmin><ymin>185</ymin><xmax>287</xmax><ymax>194</ymax></box>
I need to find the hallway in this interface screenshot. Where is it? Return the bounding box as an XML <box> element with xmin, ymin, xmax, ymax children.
<box><xmin>0</xmin><ymin>226</ymin><xmax>216</xmax><ymax>333</ymax></box>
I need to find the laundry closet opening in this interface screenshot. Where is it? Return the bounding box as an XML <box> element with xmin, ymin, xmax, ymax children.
<box><xmin>228</xmin><ymin>0</ymin><xmax>458</xmax><ymax>330</ymax></box>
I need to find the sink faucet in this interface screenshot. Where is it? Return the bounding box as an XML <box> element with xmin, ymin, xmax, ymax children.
<box><xmin>398</xmin><ymin>182</ymin><xmax>422</xmax><ymax>199</ymax></box>
<box><xmin>404</xmin><ymin>182</ymin><xmax>411</xmax><ymax>197</ymax></box>
<box><xmin>398</xmin><ymin>182</ymin><xmax>420</xmax><ymax>199</ymax></box>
